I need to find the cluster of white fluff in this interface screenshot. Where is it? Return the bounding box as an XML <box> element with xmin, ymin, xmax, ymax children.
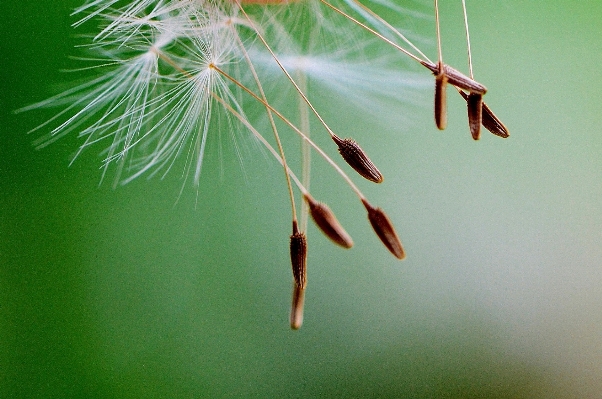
<box><xmin>24</xmin><ymin>0</ymin><xmax>430</xmax><ymax>187</ymax></box>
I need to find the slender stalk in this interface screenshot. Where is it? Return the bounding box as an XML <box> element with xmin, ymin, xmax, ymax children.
<box><xmin>211</xmin><ymin>92</ymin><xmax>307</xmax><ymax>194</ymax></box>
<box><xmin>435</xmin><ymin>0</ymin><xmax>443</xmax><ymax>64</ymax></box>
<box><xmin>297</xmin><ymin>70</ymin><xmax>311</xmax><ymax>233</ymax></box>
<box><xmin>351</xmin><ymin>0</ymin><xmax>431</xmax><ymax>63</ymax></box>
<box><xmin>318</xmin><ymin>0</ymin><xmax>428</xmax><ymax>65</ymax></box>
<box><xmin>461</xmin><ymin>0</ymin><xmax>474</xmax><ymax>78</ymax></box>
<box><xmin>209</xmin><ymin>63</ymin><xmax>366</xmax><ymax>201</ymax></box>
<box><xmin>230</xmin><ymin>22</ymin><xmax>298</xmax><ymax>223</ymax></box>
<box><xmin>235</xmin><ymin>0</ymin><xmax>348</xmax><ymax>139</ymax></box>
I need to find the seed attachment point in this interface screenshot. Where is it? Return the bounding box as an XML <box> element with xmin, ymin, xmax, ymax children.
<box><xmin>423</xmin><ymin>61</ymin><xmax>488</xmax><ymax>95</ymax></box>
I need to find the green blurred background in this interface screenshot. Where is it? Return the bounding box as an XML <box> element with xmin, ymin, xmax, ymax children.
<box><xmin>2</xmin><ymin>1</ymin><xmax>602</xmax><ymax>397</ymax></box>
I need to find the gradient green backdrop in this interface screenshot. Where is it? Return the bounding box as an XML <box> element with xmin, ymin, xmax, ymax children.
<box><xmin>2</xmin><ymin>1</ymin><xmax>602</xmax><ymax>397</ymax></box>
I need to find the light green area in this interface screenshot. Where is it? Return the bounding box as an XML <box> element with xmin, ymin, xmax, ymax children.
<box><xmin>2</xmin><ymin>1</ymin><xmax>601</xmax><ymax>397</ymax></box>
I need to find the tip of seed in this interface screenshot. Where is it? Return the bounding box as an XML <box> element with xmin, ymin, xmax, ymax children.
<box><xmin>467</xmin><ymin>93</ymin><xmax>483</xmax><ymax>140</ymax></box>
<box><xmin>362</xmin><ymin>199</ymin><xmax>405</xmax><ymax>260</ymax></box>
<box><xmin>290</xmin><ymin>283</ymin><xmax>305</xmax><ymax>330</ymax></box>
<box><xmin>304</xmin><ymin>194</ymin><xmax>353</xmax><ymax>249</ymax></box>
<box><xmin>459</xmin><ymin>91</ymin><xmax>509</xmax><ymax>138</ymax></box>
<box><xmin>482</xmin><ymin>101</ymin><xmax>509</xmax><ymax>138</ymax></box>
<box><xmin>332</xmin><ymin>134</ymin><xmax>383</xmax><ymax>183</ymax></box>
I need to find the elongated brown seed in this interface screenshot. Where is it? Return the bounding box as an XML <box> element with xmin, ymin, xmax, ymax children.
<box><xmin>467</xmin><ymin>92</ymin><xmax>483</xmax><ymax>140</ymax></box>
<box><xmin>290</xmin><ymin>283</ymin><xmax>305</xmax><ymax>330</ymax></box>
<box><xmin>290</xmin><ymin>221</ymin><xmax>307</xmax><ymax>289</ymax></box>
<box><xmin>422</xmin><ymin>61</ymin><xmax>487</xmax><ymax>95</ymax></box>
<box><xmin>331</xmin><ymin>134</ymin><xmax>383</xmax><ymax>183</ymax></box>
<box><xmin>481</xmin><ymin>101</ymin><xmax>509</xmax><ymax>138</ymax></box>
<box><xmin>361</xmin><ymin>199</ymin><xmax>405</xmax><ymax>260</ymax></box>
<box><xmin>459</xmin><ymin>91</ymin><xmax>509</xmax><ymax>138</ymax></box>
<box><xmin>435</xmin><ymin>61</ymin><xmax>448</xmax><ymax>130</ymax></box>
<box><xmin>304</xmin><ymin>194</ymin><xmax>353</xmax><ymax>249</ymax></box>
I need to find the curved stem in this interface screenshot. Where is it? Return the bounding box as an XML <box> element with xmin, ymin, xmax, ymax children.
<box><xmin>461</xmin><ymin>0</ymin><xmax>474</xmax><ymax>78</ymax></box>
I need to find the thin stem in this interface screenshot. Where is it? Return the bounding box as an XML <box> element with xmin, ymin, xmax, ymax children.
<box><xmin>319</xmin><ymin>0</ymin><xmax>428</xmax><ymax>65</ymax></box>
<box><xmin>234</xmin><ymin>1</ymin><xmax>337</xmax><ymax>139</ymax></box>
<box><xmin>211</xmin><ymin>92</ymin><xmax>307</xmax><ymax>195</ymax></box>
<box><xmin>351</xmin><ymin>0</ymin><xmax>431</xmax><ymax>63</ymax></box>
<box><xmin>297</xmin><ymin>71</ymin><xmax>311</xmax><ymax>233</ymax></box>
<box><xmin>210</xmin><ymin>64</ymin><xmax>366</xmax><ymax>201</ymax></box>
<box><xmin>230</xmin><ymin>22</ymin><xmax>298</xmax><ymax>223</ymax></box>
<box><xmin>461</xmin><ymin>0</ymin><xmax>474</xmax><ymax>78</ymax></box>
<box><xmin>435</xmin><ymin>0</ymin><xmax>443</xmax><ymax>63</ymax></box>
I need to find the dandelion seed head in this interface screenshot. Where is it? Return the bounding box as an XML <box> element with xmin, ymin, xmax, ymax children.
<box><xmin>24</xmin><ymin>0</ymin><xmax>434</xmax><ymax>187</ymax></box>
<box><xmin>19</xmin><ymin>0</ymin><xmax>509</xmax><ymax>330</ymax></box>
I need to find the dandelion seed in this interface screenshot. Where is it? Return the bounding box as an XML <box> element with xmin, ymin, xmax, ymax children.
<box><xmin>459</xmin><ymin>90</ymin><xmax>509</xmax><ymax>138</ymax></box>
<box><xmin>467</xmin><ymin>93</ymin><xmax>483</xmax><ymax>140</ymax></box>
<box><xmin>331</xmin><ymin>134</ymin><xmax>383</xmax><ymax>184</ymax></box>
<box><xmin>433</xmin><ymin>0</ymin><xmax>448</xmax><ymax>131</ymax></box>
<box><xmin>304</xmin><ymin>193</ymin><xmax>353</xmax><ymax>249</ymax></box>
<box><xmin>290</xmin><ymin>221</ymin><xmax>308</xmax><ymax>290</ymax></box>
<box><xmin>434</xmin><ymin>61</ymin><xmax>448</xmax><ymax>130</ymax></box>
<box><xmin>481</xmin><ymin>100</ymin><xmax>510</xmax><ymax>138</ymax></box>
<box><xmin>362</xmin><ymin>199</ymin><xmax>405</xmax><ymax>260</ymax></box>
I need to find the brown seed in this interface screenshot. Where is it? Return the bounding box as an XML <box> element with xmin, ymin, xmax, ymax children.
<box><xmin>422</xmin><ymin>61</ymin><xmax>487</xmax><ymax>95</ymax></box>
<box><xmin>290</xmin><ymin>221</ymin><xmax>307</xmax><ymax>289</ymax></box>
<box><xmin>304</xmin><ymin>194</ymin><xmax>353</xmax><ymax>249</ymax></box>
<box><xmin>331</xmin><ymin>134</ymin><xmax>383</xmax><ymax>183</ymax></box>
<box><xmin>290</xmin><ymin>283</ymin><xmax>305</xmax><ymax>330</ymax></box>
<box><xmin>435</xmin><ymin>61</ymin><xmax>448</xmax><ymax>130</ymax></box>
<box><xmin>361</xmin><ymin>199</ymin><xmax>405</xmax><ymax>260</ymax></box>
<box><xmin>459</xmin><ymin>91</ymin><xmax>509</xmax><ymax>138</ymax></box>
<box><xmin>481</xmin><ymin>101</ymin><xmax>509</xmax><ymax>138</ymax></box>
<box><xmin>467</xmin><ymin>92</ymin><xmax>483</xmax><ymax>140</ymax></box>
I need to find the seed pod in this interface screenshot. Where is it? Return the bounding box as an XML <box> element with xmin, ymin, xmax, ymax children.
<box><xmin>290</xmin><ymin>283</ymin><xmax>305</xmax><ymax>330</ymax></box>
<box><xmin>304</xmin><ymin>194</ymin><xmax>353</xmax><ymax>249</ymax></box>
<box><xmin>459</xmin><ymin>91</ymin><xmax>509</xmax><ymax>138</ymax></box>
<box><xmin>290</xmin><ymin>222</ymin><xmax>307</xmax><ymax>289</ymax></box>
<box><xmin>332</xmin><ymin>134</ymin><xmax>383</xmax><ymax>183</ymax></box>
<box><xmin>362</xmin><ymin>199</ymin><xmax>405</xmax><ymax>260</ymax></box>
<box><xmin>435</xmin><ymin>61</ymin><xmax>448</xmax><ymax>130</ymax></box>
<box><xmin>467</xmin><ymin>92</ymin><xmax>483</xmax><ymax>140</ymax></box>
<box><xmin>422</xmin><ymin>61</ymin><xmax>487</xmax><ymax>95</ymax></box>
